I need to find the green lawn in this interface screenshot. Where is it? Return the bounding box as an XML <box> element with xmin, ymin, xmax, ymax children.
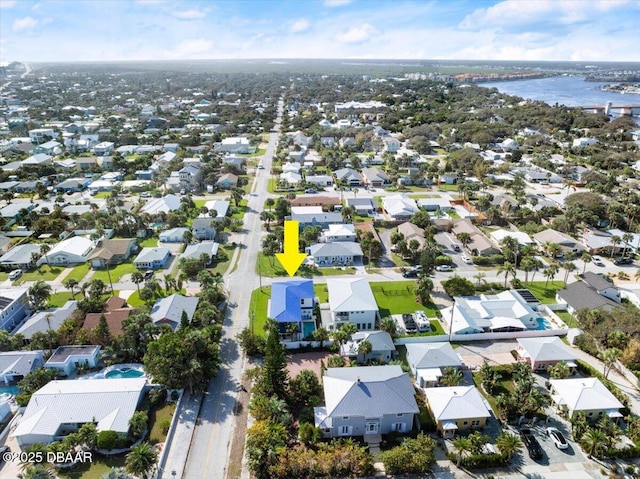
<box><xmin>436</xmin><ymin>184</ymin><xmax>459</xmax><ymax>192</ymax></box>
<box><xmin>92</xmin><ymin>191</ymin><xmax>111</xmax><ymax>199</ymax></box>
<box><xmin>250</xmin><ymin>286</ymin><xmax>271</xmax><ymax>336</ymax></box>
<box><xmin>242</xmin><ymin>147</ymin><xmax>267</xmax><ymax>157</ymax></box>
<box><xmin>556</xmin><ymin>311</ymin><xmax>575</xmax><ymax>327</ymax></box>
<box><xmin>16</xmin><ymin>265</ymin><xmax>64</xmax><ymax>283</ymax></box>
<box><xmin>92</xmin><ymin>262</ymin><xmax>138</xmax><ymax>283</ymax></box>
<box><xmin>48</xmin><ymin>291</ymin><xmax>76</xmax><ymax>307</ymax></box>
<box><xmin>448</xmin><ymin>211</ymin><xmax>461</xmax><ymax>219</ymax></box>
<box><xmin>391</xmin><ymin>252</ymin><xmax>412</xmax><ymax>268</ymax></box>
<box><xmin>194</xmin><ymin>199</ymin><xmax>207</xmax><ymax>209</ymax></box>
<box><xmin>0</xmin><ymin>271</ymin><xmax>7</xmax><ymax>282</ymax></box>
<box><xmin>525</xmin><ymin>280</ymin><xmax>564</xmax><ymax>304</ymax></box>
<box><xmin>256</xmin><ymin>253</ymin><xmax>355</xmax><ymax>277</ymax></box>
<box><xmin>314</xmin><ymin>284</ymin><xmax>329</xmax><ymax>303</ymax></box>
<box><xmin>148</xmin><ymin>401</ymin><xmax>177</xmax><ymax>444</ymax></box>
<box><xmin>370</xmin><ymin>280</ymin><xmax>439</xmax><ymax>317</ymax></box>
<box><xmin>139</xmin><ymin>237</ymin><xmax>159</xmax><ymax>248</ymax></box>
<box><xmin>209</xmin><ymin>244</ymin><xmax>237</xmax><ymax>276</ymax></box>
<box><xmin>231</xmin><ymin>199</ymin><xmax>248</xmax><ymax>220</ymax></box>
<box><xmin>65</xmin><ymin>264</ymin><xmax>91</xmax><ymax>283</ymax></box>
<box><xmin>127</xmin><ymin>290</ymin><xmax>145</xmax><ymax>307</ymax></box>
<box><xmin>58</xmin><ymin>453</ymin><xmax>126</xmax><ymax>479</ymax></box>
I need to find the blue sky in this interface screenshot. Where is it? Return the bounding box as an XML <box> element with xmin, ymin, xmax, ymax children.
<box><xmin>1</xmin><ymin>0</ymin><xmax>639</xmax><ymax>63</ymax></box>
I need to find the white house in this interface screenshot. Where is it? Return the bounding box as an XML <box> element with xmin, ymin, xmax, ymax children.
<box><xmin>516</xmin><ymin>337</ymin><xmax>577</xmax><ymax>372</ymax></box>
<box><xmin>12</xmin><ymin>378</ymin><xmax>146</xmax><ymax>446</ymax></box>
<box><xmin>326</xmin><ymin>277</ymin><xmax>379</xmax><ymax>331</ymax></box>
<box><xmin>45</xmin><ymin>345</ymin><xmax>101</xmax><ymax>376</ymax></box>
<box><xmin>406</xmin><ymin>342</ymin><xmax>462</xmax><ymax>388</ymax></box>
<box><xmin>307</xmin><ymin>242</ymin><xmax>363</xmax><ymax>266</ymax></box>
<box><xmin>134</xmin><ymin>247</ymin><xmax>171</xmax><ymax>270</ymax></box>
<box><xmin>14</xmin><ymin>301</ymin><xmax>78</xmax><ymax>340</ymax></box>
<box><xmin>340</xmin><ymin>331</ymin><xmax>396</xmax><ymax>364</ymax></box>
<box><xmin>0</xmin><ymin>350</ymin><xmax>44</xmax><ymax>385</ymax></box>
<box><xmin>150</xmin><ymin>294</ymin><xmax>199</xmax><ymax>330</ymax></box>
<box><xmin>321</xmin><ymin>224</ymin><xmax>357</xmax><ymax>243</ymax></box>
<box><xmin>549</xmin><ymin>378</ymin><xmax>623</xmax><ymax>421</ymax></box>
<box><xmin>140</xmin><ymin>194</ymin><xmax>181</xmax><ymax>215</ymax></box>
<box><xmin>382</xmin><ymin>194</ymin><xmax>419</xmax><ymax>221</ymax></box>
<box><xmin>424</xmin><ymin>386</ymin><xmax>491</xmax><ymax>438</ymax></box>
<box><xmin>0</xmin><ymin>288</ymin><xmax>30</xmax><ymax>332</ymax></box>
<box><xmin>37</xmin><ymin>237</ymin><xmax>95</xmax><ymax>267</ymax></box>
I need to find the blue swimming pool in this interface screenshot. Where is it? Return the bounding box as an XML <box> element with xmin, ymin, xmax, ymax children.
<box><xmin>0</xmin><ymin>385</ymin><xmax>19</xmax><ymax>396</ymax></box>
<box><xmin>535</xmin><ymin>317</ymin><xmax>552</xmax><ymax>330</ymax></box>
<box><xmin>105</xmin><ymin>368</ymin><xmax>145</xmax><ymax>379</ymax></box>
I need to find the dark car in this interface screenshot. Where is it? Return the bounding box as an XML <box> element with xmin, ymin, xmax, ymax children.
<box><xmin>520</xmin><ymin>428</ymin><xmax>543</xmax><ymax>459</ymax></box>
<box><xmin>402</xmin><ymin>270</ymin><xmax>418</xmax><ymax>278</ymax></box>
<box><xmin>144</xmin><ymin>270</ymin><xmax>154</xmax><ymax>280</ymax></box>
<box><xmin>613</xmin><ymin>257</ymin><xmax>634</xmax><ymax>265</ymax></box>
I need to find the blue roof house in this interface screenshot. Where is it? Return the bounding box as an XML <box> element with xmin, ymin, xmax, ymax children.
<box><xmin>268</xmin><ymin>279</ymin><xmax>316</xmax><ymax>340</ymax></box>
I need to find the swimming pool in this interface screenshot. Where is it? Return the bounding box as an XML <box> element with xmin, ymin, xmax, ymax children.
<box><xmin>0</xmin><ymin>385</ymin><xmax>19</xmax><ymax>396</ymax></box>
<box><xmin>105</xmin><ymin>368</ymin><xmax>145</xmax><ymax>379</ymax></box>
<box><xmin>535</xmin><ymin>317</ymin><xmax>552</xmax><ymax>330</ymax></box>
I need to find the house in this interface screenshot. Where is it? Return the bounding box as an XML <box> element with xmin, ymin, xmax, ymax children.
<box><xmin>339</xmin><ymin>137</ymin><xmax>356</xmax><ymax>148</ymax></box>
<box><xmin>489</xmin><ymin>229</ymin><xmax>534</xmax><ymax>247</ymax></box>
<box><xmin>159</xmin><ymin>227</ymin><xmax>190</xmax><ymax>243</ymax></box>
<box><xmin>14</xmin><ymin>301</ymin><xmax>78</xmax><ymax>340</ymax></box>
<box><xmin>88</xmin><ymin>239</ymin><xmax>138</xmax><ymax>269</ymax></box>
<box><xmin>418</xmin><ymin>197</ymin><xmax>454</xmax><ymax>212</ymax></box>
<box><xmin>22</xmin><ymin>153</ymin><xmax>53</xmax><ymax>167</ymax></box>
<box><xmin>549</xmin><ymin>378</ymin><xmax>623</xmax><ymax>421</ymax></box>
<box><xmin>0</xmin><ymin>288</ymin><xmax>29</xmax><ymax>332</ymax></box>
<box><xmin>572</xmin><ymin>138</ymin><xmax>598</xmax><ymax>148</ymax></box>
<box><xmin>424</xmin><ymin>386</ymin><xmax>491</xmax><ymax>438</ymax></box>
<box><xmin>179</xmin><ymin>241</ymin><xmax>219</xmax><ymax>263</ymax></box>
<box><xmin>397</xmin><ymin>222</ymin><xmax>426</xmax><ymax>249</ymax></box>
<box><xmin>516</xmin><ymin>337</ymin><xmax>577</xmax><ymax>372</ymax></box>
<box><xmin>93</xmin><ymin>141</ymin><xmax>115</xmax><ymax>155</ymax></box>
<box><xmin>326</xmin><ymin>277</ymin><xmax>379</xmax><ymax>331</ymax></box>
<box><xmin>382</xmin><ymin>194</ymin><xmax>419</xmax><ymax>221</ymax></box>
<box><xmin>216</xmin><ymin>136</ymin><xmax>253</xmax><ymax>154</ymax></box>
<box><xmin>290</xmin><ymin>206</ymin><xmax>343</xmax><ymax>229</ymax></box>
<box><xmin>0</xmin><ymin>350</ymin><xmax>44</xmax><ymax>385</ymax></box>
<box><xmin>29</xmin><ymin>128</ymin><xmax>57</xmax><ymax>144</ymax></box>
<box><xmin>282</xmin><ymin>162</ymin><xmax>301</xmax><ymax>173</ymax></box>
<box><xmin>556</xmin><ymin>273</ymin><xmax>621</xmax><ymax>314</ymax></box>
<box><xmin>54</xmin><ymin>177</ymin><xmax>91</xmax><ymax>192</ymax></box>
<box><xmin>0</xmin><ymin>244</ymin><xmax>41</xmax><ymax>270</ymax></box>
<box><xmin>140</xmin><ymin>194</ymin><xmax>181</xmax><ymax>215</ymax></box>
<box><xmin>345</xmin><ymin>197</ymin><xmax>377</xmax><ymax>216</ymax></box>
<box><xmin>320</xmin><ymin>137</ymin><xmax>335</xmax><ymax>148</ymax></box>
<box><xmin>222</xmin><ymin>156</ymin><xmax>245</xmax><ymax>170</ymax></box>
<box><xmin>305</xmin><ymin>175</ymin><xmax>333</xmax><ymax>187</ymax></box>
<box><xmin>12</xmin><ymin>377</ymin><xmax>146</xmax><ymax>446</ymax></box>
<box><xmin>45</xmin><ymin>345</ymin><xmax>101</xmax><ymax>376</ymax></box>
<box><xmin>321</xmin><ymin>224</ymin><xmax>357</xmax><ymax>243</ymax></box>
<box><xmin>191</xmin><ymin>218</ymin><xmax>217</xmax><ymax>241</ymax></box>
<box><xmin>334</xmin><ymin>168</ymin><xmax>362</xmax><ymax>186</ymax></box>
<box><xmin>37</xmin><ymin>237</ymin><xmax>95</xmax><ymax>267</ymax></box>
<box><xmin>290</xmin><ymin>196</ymin><xmax>341</xmax><ymax>209</ymax></box>
<box><xmin>581</xmin><ymin>228</ymin><xmax>624</xmax><ymax>255</ymax></box>
<box><xmin>0</xmin><ymin>203</ymin><xmax>35</xmax><ymax>225</ymax></box>
<box><xmin>307</xmin><ymin>242</ymin><xmax>363</xmax><ymax>266</ymax></box>
<box><xmin>134</xmin><ymin>247</ymin><xmax>171</xmax><ymax>270</ymax></box>
<box><xmin>361</xmin><ymin>167</ymin><xmax>390</xmax><ymax>187</ymax></box>
<box><xmin>452</xmin><ymin>219</ymin><xmax>501</xmax><ymax>257</ymax></box>
<box><xmin>382</xmin><ymin>136</ymin><xmax>401</xmax><ymax>152</ymax></box>
<box><xmin>340</xmin><ymin>331</ymin><xmax>396</xmax><ymax>364</ymax></box>
<box><xmin>533</xmin><ymin>229</ymin><xmax>583</xmax><ymax>255</ymax></box>
<box><xmin>150</xmin><ymin>294</ymin><xmax>199</xmax><ymax>330</ymax></box>
<box><xmin>178</xmin><ymin>165</ymin><xmax>202</xmax><ymax>191</ymax></box>
<box><xmin>75</xmin><ymin>156</ymin><xmax>98</xmax><ymax>171</ymax></box>
<box><xmin>314</xmin><ymin>365</ymin><xmax>419</xmax><ymax>438</ymax></box>
<box><xmin>83</xmin><ymin>296</ymin><xmax>132</xmax><ymax>337</ymax></box>
<box><xmin>203</xmin><ymin>199</ymin><xmax>230</xmax><ymax>221</ymax></box>
<box><xmin>280</xmin><ymin>171</ymin><xmax>302</xmax><ymax>185</ymax></box>
<box><xmin>406</xmin><ymin>342</ymin><xmax>463</xmax><ymax>388</ymax></box>
<box><xmin>442</xmin><ymin>290</ymin><xmax>539</xmax><ymax>335</ymax></box>
<box><xmin>268</xmin><ymin>279</ymin><xmax>316</xmax><ymax>340</ymax></box>
<box><xmin>216</xmin><ymin>173</ymin><xmax>238</xmax><ymax>189</ymax></box>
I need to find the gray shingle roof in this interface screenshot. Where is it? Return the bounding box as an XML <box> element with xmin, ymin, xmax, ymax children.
<box><xmin>557</xmin><ymin>281</ymin><xmax>618</xmax><ymax>311</ymax></box>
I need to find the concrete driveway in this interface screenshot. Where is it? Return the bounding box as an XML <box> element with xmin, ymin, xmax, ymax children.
<box><xmin>456</xmin><ymin>340</ymin><xmax>519</xmax><ymax>368</ymax></box>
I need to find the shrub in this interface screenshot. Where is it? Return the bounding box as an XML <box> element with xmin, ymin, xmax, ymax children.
<box><xmin>97</xmin><ymin>430</ymin><xmax>119</xmax><ymax>450</ymax></box>
<box><xmin>159</xmin><ymin>419</ymin><xmax>171</xmax><ymax>435</ymax></box>
<box><xmin>148</xmin><ymin>388</ymin><xmax>166</xmax><ymax>407</ymax></box>
<box><xmin>237</xmin><ymin>328</ymin><xmax>266</xmax><ymax>357</ymax></box>
<box><xmin>446</xmin><ymin>451</ymin><xmax>509</xmax><ymax>469</ymax></box>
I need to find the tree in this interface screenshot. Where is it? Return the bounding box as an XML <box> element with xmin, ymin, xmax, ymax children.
<box><xmin>519</xmin><ymin>257</ymin><xmax>536</xmax><ymax>285</ymax></box>
<box><xmin>183</xmin><ymin>229</ymin><xmax>193</xmax><ymax>245</ymax></box>
<box><xmin>288</xmin><ymin>369</ymin><xmax>322</xmax><ymax>409</ymax></box>
<box><xmin>440</xmin><ymin>367</ymin><xmax>463</xmax><ymax>386</ymax></box>
<box><xmin>548</xmin><ymin>361</ymin><xmax>571</xmax><ymax>379</ymax></box>
<box><xmin>331</xmin><ymin>322</ymin><xmax>357</xmax><ymax>348</ymax></box>
<box><xmin>359</xmin><ymin>231</ymin><xmax>382</xmax><ymax>265</ymax></box>
<box><xmin>562</xmin><ymin>261</ymin><xmax>576</xmax><ymax>286</ymax></box>
<box><xmin>245</xmin><ymin>420</ymin><xmax>287</xmax><ymax>479</ymax></box>
<box><xmin>610</xmin><ymin>235</ymin><xmax>622</xmax><ymax>258</ymax></box>
<box><xmin>580</xmin><ymin>428</ymin><xmax>607</xmax><ymax>459</ymax></box>
<box><xmin>442</xmin><ymin>276</ymin><xmax>475</xmax><ymax>297</ymax></box>
<box><xmin>28</xmin><ymin>281</ymin><xmax>52</xmax><ymax>311</ymax></box>
<box><xmin>379</xmin><ymin>317</ymin><xmax>398</xmax><ymax>338</ymax></box>
<box><xmin>231</xmin><ymin>187</ymin><xmax>244</xmax><ymax>207</ymax></box>
<box><xmin>543</xmin><ymin>263</ymin><xmax>559</xmax><ymax>291</ymax></box>
<box><xmin>378</xmin><ymin>433</ymin><xmax>436</xmax><ymax>475</ymax></box>
<box><xmin>100</xmin><ymin>468</ymin><xmax>130</xmax><ymax>479</ymax></box>
<box><xmin>499</xmin><ymin>235</ymin><xmax>520</xmax><ymax>264</ymax></box>
<box><xmin>16</xmin><ymin>368</ymin><xmax>57</xmax><ymax>407</ymax></box>
<box><xmin>63</xmin><ymin>278</ymin><xmax>79</xmax><ymax>299</ymax></box>
<box><xmin>92</xmin><ymin>313</ymin><xmax>112</xmax><ymax>346</ymax></box>
<box><xmin>39</xmin><ymin>243</ymin><xmax>51</xmax><ymax>269</ymax></box>
<box><xmin>131</xmin><ymin>271</ymin><xmax>144</xmax><ymax>294</ymax></box>
<box><xmin>18</xmin><ymin>465</ymin><xmax>54</xmax><ymax>479</ymax></box>
<box><xmin>498</xmin><ymin>261</ymin><xmax>515</xmax><ymax>288</ymax></box>
<box><xmin>496</xmin><ymin>431</ymin><xmax>522</xmax><ymax>461</ymax></box>
<box><xmin>581</xmin><ymin>251</ymin><xmax>592</xmax><ymax>274</ymax></box>
<box><xmin>451</xmin><ymin>437</ymin><xmax>473</xmax><ymax>467</ymax></box>
<box><xmin>248</xmin><ymin>396</ymin><xmax>292</xmax><ymax>426</ymax></box>
<box><xmin>265</xmin><ymin>198</ymin><xmax>275</xmax><ymax>211</ymax></box>
<box><xmin>128</xmin><ymin>410</ymin><xmax>148</xmax><ymax>440</ymax></box>
<box><xmin>599</xmin><ymin>347</ymin><xmax>622</xmax><ymax>379</ymax></box>
<box><xmin>357</xmin><ymin>339</ymin><xmax>372</xmax><ymax>362</ymax></box>
<box><xmin>456</xmin><ymin>232</ymin><xmax>472</xmax><ymax>250</ymax></box>
<box><xmin>125</xmin><ymin>442</ymin><xmax>157</xmax><ymax>479</ymax></box>
<box><xmin>311</xmin><ymin>327</ymin><xmax>329</xmax><ymax>348</ymax></box>
<box><xmin>255</xmin><ymin>321</ymin><xmax>289</xmax><ymax>400</ymax></box>
<box><xmin>414</xmin><ymin>276</ymin><xmax>434</xmax><ymax>305</ymax></box>
<box><xmin>473</xmin><ymin>271</ymin><xmax>487</xmax><ymax>288</ymax></box>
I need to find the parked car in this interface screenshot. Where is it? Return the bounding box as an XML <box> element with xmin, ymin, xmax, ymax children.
<box><xmin>435</xmin><ymin>265</ymin><xmax>452</xmax><ymax>272</ymax></box>
<box><xmin>520</xmin><ymin>428</ymin><xmax>543</xmax><ymax>459</ymax></box>
<box><xmin>8</xmin><ymin>269</ymin><xmax>22</xmax><ymax>280</ymax></box>
<box><xmin>613</xmin><ymin>257</ymin><xmax>634</xmax><ymax>265</ymax></box>
<box><xmin>546</xmin><ymin>427</ymin><xmax>569</xmax><ymax>450</ymax></box>
<box><xmin>304</xmin><ymin>188</ymin><xmax>317</xmax><ymax>194</ymax></box>
<box><xmin>144</xmin><ymin>270</ymin><xmax>154</xmax><ymax>280</ymax></box>
<box><xmin>592</xmin><ymin>256</ymin><xmax>604</xmax><ymax>266</ymax></box>
<box><xmin>461</xmin><ymin>255</ymin><xmax>473</xmax><ymax>265</ymax></box>
<box><xmin>402</xmin><ymin>270</ymin><xmax>419</xmax><ymax>278</ymax></box>
<box><xmin>452</xmin><ymin>244</ymin><xmax>461</xmax><ymax>252</ymax></box>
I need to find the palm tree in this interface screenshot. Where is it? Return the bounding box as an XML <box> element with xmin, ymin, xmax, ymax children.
<box><xmin>543</xmin><ymin>263</ymin><xmax>559</xmax><ymax>291</ymax></box>
<box><xmin>562</xmin><ymin>261</ymin><xmax>576</xmax><ymax>286</ymax></box>
<box><xmin>311</xmin><ymin>327</ymin><xmax>329</xmax><ymax>348</ymax></box>
<box><xmin>498</xmin><ymin>261</ymin><xmax>515</xmax><ymax>288</ymax></box>
<box><xmin>610</xmin><ymin>235</ymin><xmax>622</xmax><ymax>258</ymax></box>
<box><xmin>622</xmin><ymin>232</ymin><xmax>634</xmax><ymax>257</ymax></box>
<box><xmin>286</xmin><ymin>322</ymin><xmax>300</xmax><ymax>341</ymax></box>
<box><xmin>599</xmin><ymin>347</ymin><xmax>622</xmax><ymax>379</ymax></box>
<box><xmin>231</xmin><ymin>187</ymin><xmax>244</xmax><ymax>207</ymax></box>
<box><xmin>440</xmin><ymin>367</ymin><xmax>463</xmax><ymax>386</ymax></box>
<box><xmin>456</xmin><ymin>232</ymin><xmax>472</xmax><ymax>251</ymax></box>
<box><xmin>519</xmin><ymin>257</ymin><xmax>535</xmax><ymax>285</ymax></box>
<box><xmin>357</xmin><ymin>339</ymin><xmax>372</xmax><ymax>362</ymax></box>
<box><xmin>580</xmin><ymin>428</ymin><xmax>607</xmax><ymax>459</ymax></box>
<box><xmin>19</xmin><ymin>464</ymin><xmax>54</xmax><ymax>479</ymax></box>
<box><xmin>496</xmin><ymin>431</ymin><xmax>522</xmax><ymax>461</ymax></box>
<box><xmin>546</xmin><ymin>242</ymin><xmax>562</xmax><ymax>259</ymax></box>
<box><xmin>39</xmin><ymin>243</ymin><xmax>51</xmax><ymax>269</ymax></box>
<box><xmin>128</xmin><ymin>411</ymin><xmax>148</xmax><ymax>440</ymax></box>
<box><xmin>414</xmin><ymin>276</ymin><xmax>434</xmax><ymax>304</ymax></box>
<box><xmin>581</xmin><ymin>251</ymin><xmax>592</xmax><ymax>274</ymax></box>
<box><xmin>451</xmin><ymin>437</ymin><xmax>473</xmax><ymax>467</ymax></box>
<box><xmin>28</xmin><ymin>280</ymin><xmax>52</xmax><ymax>311</ymax></box>
<box><xmin>131</xmin><ymin>271</ymin><xmax>144</xmax><ymax>294</ymax></box>
<box><xmin>548</xmin><ymin>361</ymin><xmax>571</xmax><ymax>379</ymax></box>
<box><xmin>63</xmin><ymin>278</ymin><xmax>79</xmax><ymax>299</ymax></box>
<box><xmin>125</xmin><ymin>442</ymin><xmax>157</xmax><ymax>479</ymax></box>
<box><xmin>183</xmin><ymin>229</ymin><xmax>193</xmax><ymax>245</ymax></box>
<box><xmin>379</xmin><ymin>317</ymin><xmax>397</xmax><ymax>338</ymax></box>
<box><xmin>473</xmin><ymin>271</ymin><xmax>487</xmax><ymax>288</ymax></box>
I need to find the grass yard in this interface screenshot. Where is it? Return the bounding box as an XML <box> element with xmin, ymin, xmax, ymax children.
<box><xmin>16</xmin><ymin>265</ymin><xmax>64</xmax><ymax>283</ymax></box>
<box><xmin>139</xmin><ymin>237</ymin><xmax>159</xmax><ymax>248</ymax></box>
<box><xmin>58</xmin><ymin>453</ymin><xmax>126</xmax><ymax>479</ymax></box>
<box><xmin>556</xmin><ymin>311</ymin><xmax>575</xmax><ymax>327</ymax></box>
<box><xmin>241</xmin><ymin>147</ymin><xmax>267</xmax><ymax>157</ymax></box>
<box><xmin>0</xmin><ymin>271</ymin><xmax>7</xmax><ymax>282</ymax></box>
<box><xmin>525</xmin><ymin>280</ymin><xmax>564</xmax><ymax>304</ymax></box>
<box><xmin>231</xmin><ymin>199</ymin><xmax>248</xmax><ymax>220</ymax></box>
<box><xmin>391</xmin><ymin>253</ymin><xmax>412</xmax><ymax>268</ymax></box>
<box><xmin>92</xmin><ymin>262</ymin><xmax>138</xmax><ymax>283</ymax></box>
<box><xmin>65</xmin><ymin>264</ymin><xmax>91</xmax><ymax>283</ymax></box>
<box><xmin>370</xmin><ymin>280</ymin><xmax>439</xmax><ymax>317</ymax></box>
<box><xmin>256</xmin><ymin>253</ymin><xmax>355</xmax><ymax>277</ymax></box>
<box><xmin>448</xmin><ymin>211</ymin><xmax>461</xmax><ymax>219</ymax></box>
<box><xmin>209</xmin><ymin>243</ymin><xmax>237</xmax><ymax>276</ymax></box>
<box><xmin>436</xmin><ymin>184</ymin><xmax>459</xmax><ymax>192</ymax></box>
<box><xmin>126</xmin><ymin>290</ymin><xmax>145</xmax><ymax>307</ymax></box>
<box><xmin>48</xmin><ymin>291</ymin><xmax>76</xmax><ymax>307</ymax></box>
<box><xmin>148</xmin><ymin>401</ymin><xmax>177</xmax><ymax>444</ymax></box>
<box><xmin>194</xmin><ymin>199</ymin><xmax>207</xmax><ymax>209</ymax></box>
<box><xmin>314</xmin><ymin>284</ymin><xmax>329</xmax><ymax>303</ymax></box>
<box><xmin>250</xmin><ymin>286</ymin><xmax>271</xmax><ymax>336</ymax></box>
<box><xmin>91</xmin><ymin>191</ymin><xmax>111</xmax><ymax>199</ymax></box>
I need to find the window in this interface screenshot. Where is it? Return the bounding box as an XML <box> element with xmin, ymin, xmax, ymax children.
<box><xmin>339</xmin><ymin>425</ymin><xmax>352</xmax><ymax>436</ymax></box>
<box><xmin>397</xmin><ymin>413</ymin><xmax>403</xmax><ymax>417</ymax></box>
<box><xmin>342</xmin><ymin>416</ymin><xmax>349</xmax><ymax>420</ymax></box>
<box><xmin>391</xmin><ymin>422</ymin><xmax>406</xmax><ymax>432</ymax></box>
<box><xmin>471</xmin><ymin>420</ymin><xmax>480</xmax><ymax>426</ymax></box>
<box><xmin>463</xmin><ymin>421</ymin><xmax>468</xmax><ymax>426</ymax></box>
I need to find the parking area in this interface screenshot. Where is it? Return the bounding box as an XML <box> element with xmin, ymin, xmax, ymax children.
<box><xmin>455</xmin><ymin>340</ymin><xmax>518</xmax><ymax>368</ymax></box>
<box><xmin>286</xmin><ymin>350</ymin><xmax>332</xmax><ymax>378</ymax></box>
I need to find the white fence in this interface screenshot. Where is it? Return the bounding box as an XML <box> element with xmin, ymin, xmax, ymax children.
<box><xmin>396</xmin><ymin>327</ymin><xmax>566</xmax><ymax>345</ymax></box>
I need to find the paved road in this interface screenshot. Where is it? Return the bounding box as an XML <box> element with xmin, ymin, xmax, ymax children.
<box><xmin>181</xmin><ymin>99</ymin><xmax>283</xmax><ymax>479</ymax></box>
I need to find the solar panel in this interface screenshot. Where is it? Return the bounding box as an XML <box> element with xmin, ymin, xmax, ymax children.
<box><xmin>515</xmin><ymin>289</ymin><xmax>540</xmax><ymax>303</ymax></box>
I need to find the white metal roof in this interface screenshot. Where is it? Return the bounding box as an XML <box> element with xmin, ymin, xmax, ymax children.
<box><xmin>424</xmin><ymin>386</ymin><xmax>491</xmax><ymax>422</ymax></box>
<box><xmin>327</xmin><ymin>277</ymin><xmax>378</xmax><ymax>313</ymax></box>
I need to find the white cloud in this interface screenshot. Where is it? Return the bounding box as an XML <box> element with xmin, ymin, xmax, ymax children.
<box><xmin>13</xmin><ymin>16</ymin><xmax>39</xmax><ymax>32</ymax></box>
<box><xmin>324</xmin><ymin>0</ymin><xmax>353</xmax><ymax>6</ymax></box>
<box><xmin>290</xmin><ymin>19</ymin><xmax>310</xmax><ymax>33</ymax></box>
<box><xmin>172</xmin><ymin>9</ymin><xmax>207</xmax><ymax>20</ymax></box>
<box><xmin>166</xmin><ymin>39</ymin><xmax>213</xmax><ymax>59</ymax></box>
<box><xmin>335</xmin><ymin>23</ymin><xmax>378</xmax><ymax>44</ymax></box>
<box><xmin>0</xmin><ymin>0</ymin><xmax>17</xmax><ymax>9</ymax></box>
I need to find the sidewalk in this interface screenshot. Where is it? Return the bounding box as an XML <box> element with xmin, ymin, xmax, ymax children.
<box><xmin>157</xmin><ymin>391</ymin><xmax>203</xmax><ymax>479</ymax></box>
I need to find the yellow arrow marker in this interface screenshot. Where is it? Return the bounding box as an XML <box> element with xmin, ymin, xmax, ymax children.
<box><xmin>276</xmin><ymin>220</ymin><xmax>307</xmax><ymax>277</ymax></box>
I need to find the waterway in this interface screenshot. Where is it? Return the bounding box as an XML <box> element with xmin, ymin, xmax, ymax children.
<box><xmin>478</xmin><ymin>75</ymin><xmax>640</xmax><ymax>108</ymax></box>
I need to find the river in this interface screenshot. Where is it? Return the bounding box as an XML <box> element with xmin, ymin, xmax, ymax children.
<box><xmin>478</xmin><ymin>75</ymin><xmax>640</xmax><ymax>108</ymax></box>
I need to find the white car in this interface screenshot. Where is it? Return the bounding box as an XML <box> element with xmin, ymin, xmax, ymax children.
<box><xmin>592</xmin><ymin>256</ymin><xmax>604</xmax><ymax>266</ymax></box>
<box><xmin>8</xmin><ymin>269</ymin><xmax>22</xmax><ymax>280</ymax></box>
<box><xmin>435</xmin><ymin>265</ymin><xmax>452</xmax><ymax>272</ymax></box>
<box><xmin>461</xmin><ymin>255</ymin><xmax>473</xmax><ymax>265</ymax></box>
<box><xmin>546</xmin><ymin>427</ymin><xmax>568</xmax><ymax>450</ymax></box>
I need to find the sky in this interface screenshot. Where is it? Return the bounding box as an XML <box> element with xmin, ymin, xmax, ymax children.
<box><xmin>0</xmin><ymin>0</ymin><xmax>639</xmax><ymax>63</ymax></box>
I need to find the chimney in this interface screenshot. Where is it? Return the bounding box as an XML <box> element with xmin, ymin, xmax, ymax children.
<box><xmin>356</xmin><ymin>376</ymin><xmax>360</xmax><ymax>383</ymax></box>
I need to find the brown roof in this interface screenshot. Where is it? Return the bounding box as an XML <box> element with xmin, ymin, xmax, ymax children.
<box><xmin>105</xmin><ymin>295</ymin><xmax>127</xmax><ymax>310</ymax></box>
<box><xmin>83</xmin><ymin>309</ymin><xmax>131</xmax><ymax>336</ymax></box>
<box><xmin>353</xmin><ymin>221</ymin><xmax>382</xmax><ymax>244</ymax></box>
<box><xmin>289</xmin><ymin>196</ymin><xmax>341</xmax><ymax>207</ymax></box>
<box><xmin>89</xmin><ymin>239</ymin><xmax>136</xmax><ymax>260</ymax></box>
